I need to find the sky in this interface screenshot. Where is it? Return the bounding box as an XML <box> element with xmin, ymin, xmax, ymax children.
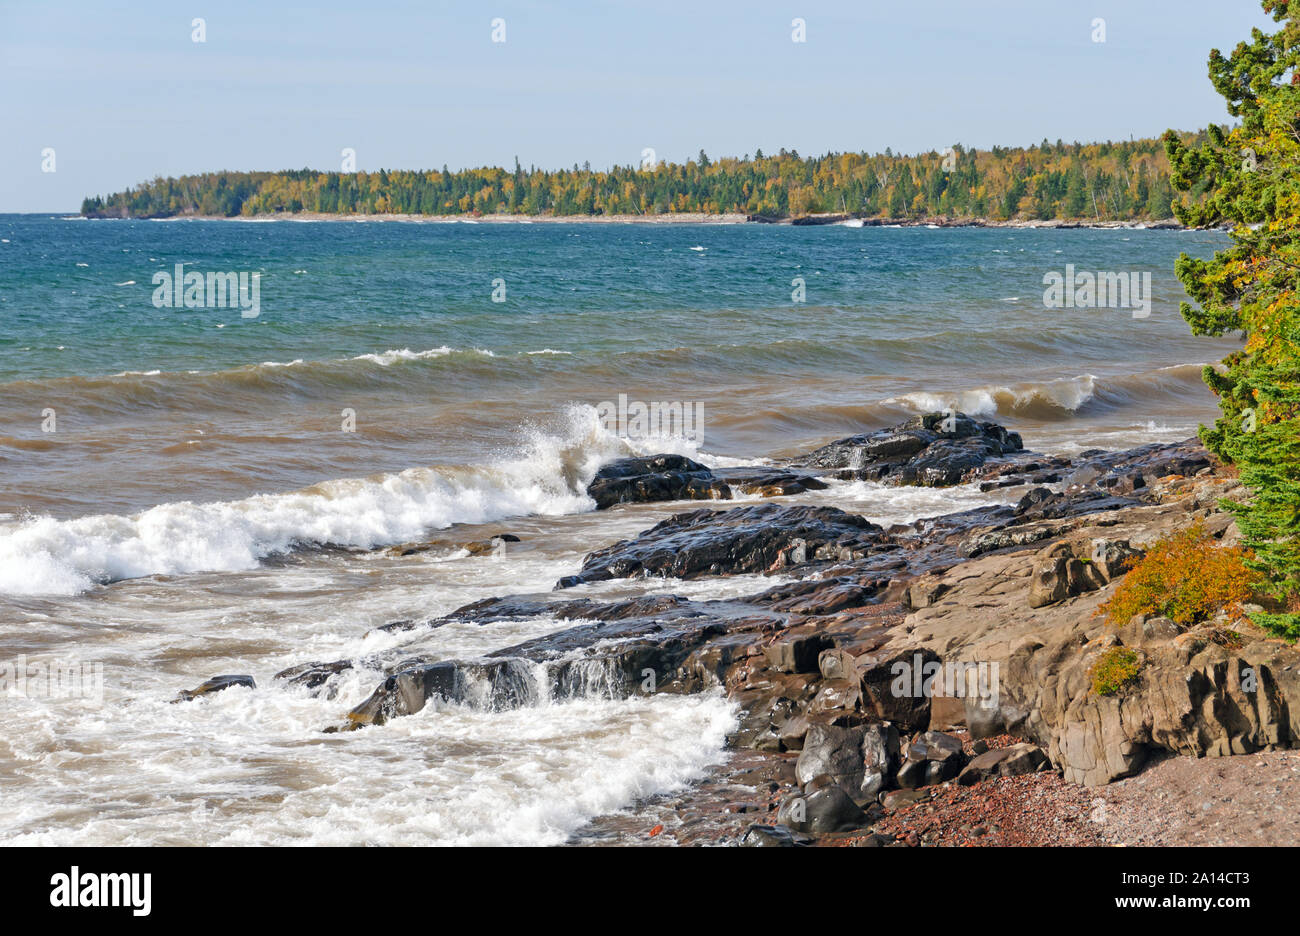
<box><xmin>0</xmin><ymin>0</ymin><xmax>1279</xmax><ymax>212</ymax></box>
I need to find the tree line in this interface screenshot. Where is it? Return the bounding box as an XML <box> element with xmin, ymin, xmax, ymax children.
<box><xmin>81</xmin><ymin>134</ymin><xmax>1208</xmax><ymax>222</ymax></box>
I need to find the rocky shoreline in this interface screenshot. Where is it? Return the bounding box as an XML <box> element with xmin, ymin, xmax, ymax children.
<box><xmin>180</xmin><ymin>412</ymin><xmax>1296</xmax><ymax>846</ymax></box>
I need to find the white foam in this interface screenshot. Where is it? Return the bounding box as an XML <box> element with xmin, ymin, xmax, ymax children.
<box><xmin>811</xmin><ymin>477</ymin><xmax>1017</xmax><ymax>526</ymax></box>
<box><xmin>0</xmin><ymin>405</ymin><xmax>740</xmax><ymax>596</ymax></box>
<box><xmin>2</xmin><ymin>682</ymin><xmax>735</xmax><ymax>846</ymax></box>
<box><xmin>347</xmin><ymin>347</ymin><xmax>497</xmax><ymax>366</ymax></box>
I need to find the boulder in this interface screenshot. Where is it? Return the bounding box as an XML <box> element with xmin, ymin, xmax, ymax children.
<box><xmin>795</xmin><ymin>412</ymin><xmax>1023</xmax><ymax>488</ymax></box>
<box><xmin>777</xmin><ymin>782</ymin><xmax>870</xmax><ymax>833</ymax></box>
<box><xmin>275</xmin><ymin>660</ymin><xmax>353</xmax><ymax>691</ymax></box>
<box><xmin>857</xmin><ymin>649</ymin><xmax>939</xmax><ymax>729</ymax></box>
<box><xmin>795</xmin><ymin>722</ymin><xmax>900</xmax><ymax>801</ymax></box>
<box><xmin>1026</xmin><ymin>538</ymin><xmax>1139</xmax><ymax>608</ymax></box>
<box><xmin>1028</xmin><ymin>558</ymin><xmax>1071</xmax><ymax>608</ymax></box>
<box><xmin>764</xmin><ymin>630</ymin><xmax>835</xmax><ymax>674</ymax></box>
<box><xmin>586</xmin><ymin>454</ymin><xmax>731</xmax><ymax>510</ymax></box>
<box><xmin>860</xmin><ymin>723</ymin><xmax>902</xmax><ymax>799</ymax></box>
<box><xmin>956</xmin><ymin>742</ymin><xmax>1049</xmax><ymax>785</ymax></box>
<box><xmin>739</xmin><ymin>824</ymin><xmax>810</xmax><ymax>847</ymax></box>
<box><xmin>896</xmin><ymin>730</ymin><xmax>966</xmax><ymax>788</ymax></box>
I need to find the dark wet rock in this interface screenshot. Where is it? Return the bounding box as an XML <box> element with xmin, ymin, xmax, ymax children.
<box><xmin>794</xmin><ymin>412</ymin><xmax>1023</xmax><ymax>487</ymax></box>
<box><xmin>311</xmin><ymin>433</ymin><xmax>1290</xmax><ymax>807</ymax></box>
<box><xmin>372</xmin><ymin>619</ymin><xmax>422</xmax><ymax>634</ymax></box>
<box><xmin>952</xmin><ymin>488</ymin><xmax>1144</xmax><ymax>561</ymax></box>
<box><xmin>749</xmin><ymin>575</ymin><xmax>885</xmax><ymax>614</ymax></box>
<box><xmin>1013</xmin><ymin>487</ymin><xmax>1142</xmax><ymax>522</ymax></box>
<box><xmin>795</xmin><ymin>724</ymin><xmax>866</xmax><ymax>791</ymax></box>
<box><xmin>739</xmin><ymin>823</ymin><xmax>811</xmax><ymax>847</ymax></box>
<box><xmin>976</xmin><ymin>454</ymin><xmax>1074</xmax><ymax>491</ymax></box>
<box><xmin>777</xmin><ymin>783</ymin><xmax>870</xmax><ymax>833</ymax></box>
<box><xmin>275</xmin><ymin>660</ymin><xmax>354</xmax><ymax>689</ymax></box>
<box><xmin>559</xmin><ymin>503</ymin><xmax>886</xmax><ymax>587</ymax></box>
<box><xmin>586</xmin><ymin>454</ymin><xmax>730</xmax><ymax>510</ymax></box>
<box><xmin>896</xmin><ymin>730</ymin><xmax>966</xmax><ymax>789</ymax></box>
<box><xmin>345</xmin><ymin>606</ymin><xmax>777</xmax><ymax>727</ymax></box>
<box><xmin>856</xmin><ymin>648</ymin><xmax>939</xmax><ymax>729</ymax></box>
<box><xmin>1061</xmin><ymin>438</ymin><xmax>1212</xmax><ymax>494</ymax></box>
<box><xmin>767</xmin><ymin>580</ymin><xmax>879</xmax><ymax>615</ymax></box>
<box><xmin>173</xmin><ymin>674</ymin><xmax>255</xmax><ymax>702</ymax></box>
<box><xmin>957</xmin><ymin>524</ymin><xmax>1060</xmax><ymax>559</ymax></box>
<box><xmin>795</xmin><ymin>722</ymin><xmax>900</xmax><ymax>801</ymax></box>
<box><xmin>377</xmin><ymin>592</ymin><xmax>700</xmax><ymax>634</ymax></box>
<box><xmin>385</xmin><ymin>533</ymin><xmax>520</xmax><ymax>558</ymax></box>
<box><xmin>713</xmin><ymin>467</ymin><xmax>829</xmax><ymax>497</ymax></box>
<box><xmin>764</xmin><ymin>629</ymin><xmax>835</xmax><ymax>674</ymax></box>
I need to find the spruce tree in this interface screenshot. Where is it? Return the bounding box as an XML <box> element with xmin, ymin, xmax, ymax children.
<box><xmin>1165</xmin><ymin>0</ymin><xmax>1300</xmax><ymax>634</ymax></box>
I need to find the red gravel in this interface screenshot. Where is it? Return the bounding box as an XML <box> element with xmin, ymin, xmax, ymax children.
<box><xmin>843</xmin><ymin>771</ymin><xmax>1109</xmax><ymax>847</ymax></box>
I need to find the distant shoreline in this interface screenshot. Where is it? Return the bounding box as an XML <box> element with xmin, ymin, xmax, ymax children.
<box><xmin>76</xmin><ymin>210</ymin><xmax>1186</xmax><ymax>230</ymax></box>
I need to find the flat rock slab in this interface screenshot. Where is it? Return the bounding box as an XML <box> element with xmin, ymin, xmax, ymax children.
<box><xmin>558</xmin><ymin>503</ymin><xmax>886</xmax><ymax>587</ymax></box>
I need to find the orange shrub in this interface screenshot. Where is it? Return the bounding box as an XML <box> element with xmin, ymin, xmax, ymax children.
<box><xmin>1101</xmin><ymin>524</ymin><xmax>1259</xmax><ymax>627</ymax></box>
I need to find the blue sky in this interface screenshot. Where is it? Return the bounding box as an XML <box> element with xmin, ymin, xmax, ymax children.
<box><xmin>0</xmin><ymin>0</ymin><xmax>1277</xmax><ymax>211</ymax></box>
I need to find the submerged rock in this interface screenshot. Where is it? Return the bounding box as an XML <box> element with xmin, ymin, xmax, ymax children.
<box><xmin>173</xmin><ymin>674</ymin><xmax>256</xmax><ymax>702</ymax></box>
<box><xmin>275</xmin><ymin>660</ymin><xmax>354</xmax><ymax>690</ymax></box>
<box><xmin>713</xmin><ymin>467</ymin><xmax>829</xmax><ymax>497</ymax></box>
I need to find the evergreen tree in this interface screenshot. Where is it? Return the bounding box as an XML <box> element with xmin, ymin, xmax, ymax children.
<box><xmin>1165</xmin><ymin>0</ymin><xmax>1300</xmax><ymax>635</ymax></box>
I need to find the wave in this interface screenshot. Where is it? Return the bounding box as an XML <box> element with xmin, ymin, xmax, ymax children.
<box><xmin>0</xmin><ymin>322</ymin><xmax>1204</xmax><ymax>420</ymax></box>
<box><xmin>885</xmin><ymin>375</ymin><xmax>1099</xmax><ymax>420</ymax></box>
<box><xmin>881</xmin><ymin>364</ymin><xmax>1209</xmax><ymax>422</ymax></box>
<box><xmin>0</xmin><ymin>346</ymin><xmax>523</xmax><ymax>419</ymax></box>
<box><xmin>0</xmin><ymin>405</ymin><xmax>728</xmax><ymax>596</ymax></box>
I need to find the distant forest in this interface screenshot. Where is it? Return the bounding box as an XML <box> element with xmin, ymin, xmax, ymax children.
<box><xmin>81</xmin><ymin>132</ymin><xmax>1210</xmax><ymax>222</ymax></box>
